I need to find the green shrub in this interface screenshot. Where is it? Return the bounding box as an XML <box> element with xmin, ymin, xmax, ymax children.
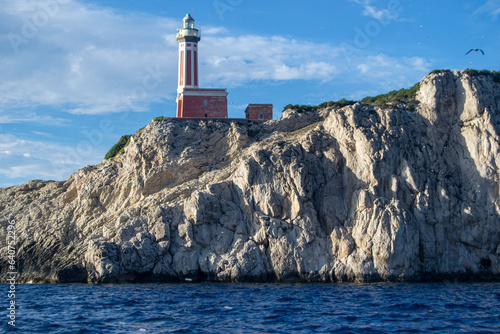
<box><xmin>494</xmin><ymin>72</ymin><xmax>500</xmax><ymax>84</ymax></box>
<box><xmin>317</xmin><ymin>98</ymin><xmax>357</xmax><ymax>109</ymax></box>
<box><xmin>104</xmin><ymin>135</ymin><xmax>131</xmax><ymax>160</ymax></box>
<box><xmin>283</xmin><ymin>98</ymin><xmax>357</xmax><ymax>113</ymax></box>
<box><xmin>135</xmin><ymin>126</ymin><xmax>147</xmax><ymax>136</ymax></box>
<box><xmin>153</xmin><ymin>116</ymin><xmax>165</xmax><ymax>121</ymax></box>
<box><xmin>430</xmin><ymin>69</ymin><xmax>451</xmax><ymax>74</ymax></box>
<box><xmin>361</xmin><ymin>82</ymin><xmax>420</xmax><ymax>108</ymax></box>
<box><xmin>430</xmin><ymin>69</ymin><xmax>500</xmax><ymax>83</ymax></box>
<box><xmin>465</xmin><ymin>69</ymin><xmax>500</xmax><ymax>83</ymax></box>
<box><xmin>465</xmin><ymin>69</ymin><xmax>490</xmax><ymax>77</ymax></box>
<box><xmin>283</xmin><ymin>104</ymin><xmax>318</xmax><ymax>113</ymax></box>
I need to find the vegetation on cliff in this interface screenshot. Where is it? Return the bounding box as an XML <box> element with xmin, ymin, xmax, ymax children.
<box><xmin>283</xmin><ymin>98</ymin><xmax>357</xmax><ymax>113</ymax></box>
<box><xmin>432</xmin><ymin>69</ymin><xmax>500</xmax><ymax>83</ymax></box>
<box><xmin>464</xmin><ymin>69</ymin><xmax>500</xmax><ymax>83</ymax></box>
<box><xmin>283</xmin><ymin>81</ymin><xmax>422</xmax><ymax>113</ymax></box>
<box><xmin>104</xmin><ymin>134</ymin><xmax>131</xmax><ymax>160</ymax></box>
<box><xmin>361</xmin><ymin>82</ymin><xmax>420</xmax><ymax>109</ymax></box>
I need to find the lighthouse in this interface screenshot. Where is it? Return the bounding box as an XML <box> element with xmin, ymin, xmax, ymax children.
<box><xmin>176</xmin><ymin>14</ymin><xmax>199</xmax><ymax>89</ymax></box>
<box><xmin>176</xmin><ymin>14</ymin><xmax>228</xmax><ymax>118</ymax></box>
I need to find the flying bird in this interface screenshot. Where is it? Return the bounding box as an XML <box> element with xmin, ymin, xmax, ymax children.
<box><xmin>465</xmin><ymin>48</ymin><xmax>484</xmax><ymax>55</ymax></box>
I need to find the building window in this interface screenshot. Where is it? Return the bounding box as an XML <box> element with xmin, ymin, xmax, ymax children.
<box><xmin>203</xmin><ymin>100</ymin><xmax>207</xmax><ymax>106</ymax></box>
<box><xmin>258</xmin><ymin>113</ymin><xmax>264</xmax><ymax>120</ymax></box>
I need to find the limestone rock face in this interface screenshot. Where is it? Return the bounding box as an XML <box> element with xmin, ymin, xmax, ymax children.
<box><xmin>1</xmin><ymin>70</ymin><xmax>499</xmax><ymax>283</ymax></box>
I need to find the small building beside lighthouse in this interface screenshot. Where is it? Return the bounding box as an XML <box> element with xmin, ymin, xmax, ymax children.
<box><xmin>176</xmin><ymin>14</ymin><xmax>228</xmax><ymax>118</ymax></box>
<box><xmin>245</xmin><ymin>104</ymin><xmax>273</xmax><ymax>122</ymax></box>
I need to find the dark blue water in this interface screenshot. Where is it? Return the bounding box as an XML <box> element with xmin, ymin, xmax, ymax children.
<box><xmin>3</xmin><ymin>283</ymin><xmax>500</xmax><ymax>333</ymax></box>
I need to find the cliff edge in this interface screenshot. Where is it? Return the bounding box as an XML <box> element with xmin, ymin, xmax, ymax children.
<box><xmin>1</xmin><ymin>70</ymin><xmax>499</xmax><ymax>283</ymax></box>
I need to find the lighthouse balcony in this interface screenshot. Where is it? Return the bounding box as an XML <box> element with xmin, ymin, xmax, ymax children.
<box><xmin>176</xmin><ymin>28</ymin><xmax>201</xmax><ymax>40</ymax></box>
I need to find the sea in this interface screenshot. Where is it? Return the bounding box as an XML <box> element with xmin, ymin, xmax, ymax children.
<box><xmin>2</xmin><ymin>282</ymin><xmax>500</xmax><ymax>333</ymax></box>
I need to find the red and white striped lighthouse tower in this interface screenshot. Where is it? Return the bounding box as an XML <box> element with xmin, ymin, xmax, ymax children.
<box><xmin>176</xmin><ymin>14</ymin><xmax>228</xmax><ymax>118</ymax></box>
<box><xmin>177</xmin><ymin>14</ymin><xmax>199</xmax><ymax>90</ymax></box>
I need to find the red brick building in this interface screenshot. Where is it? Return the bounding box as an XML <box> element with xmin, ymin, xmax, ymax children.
<box><xmin>176</xmin><ymin>14</ymin><xmax>228</xmax><ymax>118</ymax></box>
<box><xmin>245</xmin><ymin>104</ymin><xmax>273</xmax><ymax>122</ymax></box>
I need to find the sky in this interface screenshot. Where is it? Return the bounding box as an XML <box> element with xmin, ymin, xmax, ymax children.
<box><xmin>0</xmin><ymin>0</ymin><xmax>499</xmax><ymax>188</ymax></box>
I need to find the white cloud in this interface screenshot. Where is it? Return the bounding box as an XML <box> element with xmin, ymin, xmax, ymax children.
<box><xmin>405</xmin><ymin>56</ymin><xmax>431</xmax><ymax>72</ymax></box>
<box><xmin>475</xmin><ymin>0</ymin><xmax>500</xmax><ymax>20</ymax></box>
<box><xmin>0</xmin><ymin>112</ymin><xmax>70</xmax><ymax>125</ymax></box>
<box><xmin>350</xmin><ymin>0</ymin><xmax>402</xmax><ymax>21</ymax></box>
<box><xmin>363</xmin><ymin>5</ymin><xmax>396</xmax><ymax>21</ymax></box>
<box><xmin>0</xmin><ymin>134</ymin><xmax>103</xmax><ymax>180</ymax></box>
<box><xmin>31</xmin><ymin>131</ymin><xmax>54</xmax><ymax>137</ymax></box>
<box><xmin>201</xmin><ymin>35</ymin><xmax>340</xmax><ymax>86</ymax></box>
<box><xmin>357</xmin><ymin>64</ymin><xmax>370</xmax><ymax>74</ymax></box>
<box><xmin>356</xmin><ymin>55</ymin><xmax>430</xmax><ymax>77</ymax></box>
<box><xmin>352</xmin><ymin>54</ymin><xmax>430</xmax><ymax>97</ymax></box>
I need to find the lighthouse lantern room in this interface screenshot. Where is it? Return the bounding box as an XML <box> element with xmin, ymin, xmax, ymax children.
<box><xmin>176</xmin><ymin>14</ymin><xmax>228</xmax><ymax>118</ymax></box>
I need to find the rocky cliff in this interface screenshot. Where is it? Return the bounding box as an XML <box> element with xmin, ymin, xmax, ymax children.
<box><xmin>1</xmin><ymin>70</ymin><xmax>499</xmax><ymax>283</ymax></box>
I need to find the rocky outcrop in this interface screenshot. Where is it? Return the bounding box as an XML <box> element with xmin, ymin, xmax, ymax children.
<box><xmin>1</xmin><ymin>70</ymin><xmax>499</xmax><ymax>283</ymax></box>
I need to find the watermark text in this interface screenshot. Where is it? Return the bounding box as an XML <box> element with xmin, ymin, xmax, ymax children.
<box><xmin>6</xmin><ymin>220</ymin><xmax>17</xmax><ymax>327</ymax></box>
<box><xmin>213</xmin><ymin>0</ymin><xmax>244</xmax><ymax>21</ymax></box>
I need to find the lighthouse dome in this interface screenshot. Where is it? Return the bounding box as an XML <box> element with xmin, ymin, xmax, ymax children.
<box><xmin>183</xmin><ymin>14</ymin><xmax>195</xmax><ymax>29</ymax></box>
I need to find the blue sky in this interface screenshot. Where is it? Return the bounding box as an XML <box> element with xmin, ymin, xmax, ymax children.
<box><xmin>0</xmin><ymin>0</ymin><xmax>499</xmax><ymax>187</ymax></box>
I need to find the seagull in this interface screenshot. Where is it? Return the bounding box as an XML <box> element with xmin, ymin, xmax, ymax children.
<box><xmin>465</xmin><ymin>48</ymin><xmax>484</xmax><ymax>55</ymax></box>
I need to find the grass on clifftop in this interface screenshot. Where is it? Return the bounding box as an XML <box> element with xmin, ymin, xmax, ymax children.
<box><xmin>361</xmin><ymin>82</ymin><xmax>420</xmax><ymax>109</ymax></box>
<box><xmin>283</xmin><ymin>98</ymin><xmax>357</xmax><ymax>113</ymax></box>
<box><xmin>104</xmin><ymin>135</ymin><xmax>131</xmax><ymax>160</ymax></box>
<box><xmin>431</xmin><ymin>69</ymin><xmax>500</xmax><ymax>83</ymax></box>
<box><xmin>464</xmin><ymin>69</ymin><xmax>500</xmax><ymax>83</ymax></box>
<box><xmin>283</xmin><ymin>82</ymin><xmax>420</xmax><ymax>112</ymax></box>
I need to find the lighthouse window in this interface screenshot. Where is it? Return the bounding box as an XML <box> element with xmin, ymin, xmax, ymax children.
<box><xmin>203</xmin><ymin>100</ymin><xmax>207</xmax><ymax>106</ymax></box>
<box><xmin>258</xmin><ymin>113</ymin><xmax>264</xmax><ymax>120</ymax></box>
